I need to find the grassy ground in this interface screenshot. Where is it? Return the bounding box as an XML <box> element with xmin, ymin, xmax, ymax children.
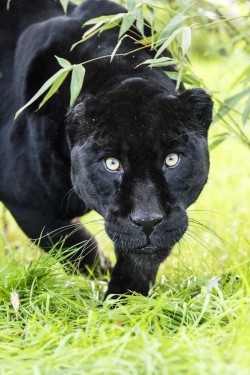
<box><xmin>1</xmin><ymin>52</ymin><xmax>250</xmax><ymax>374</ymax></box>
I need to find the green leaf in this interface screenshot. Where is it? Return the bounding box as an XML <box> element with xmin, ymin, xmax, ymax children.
<box><xmin>71</xmin><ymin>24</ymin><xmax>106</xmax><ymax>50</ymax></box>
<box><xmin>84</xmin><ymin>21</ymin><xmax>106</xmax><ymax>37</ymax></box>
<box><xmin>242</xmin><ymin>94</ymin><xmax>250</xmax><ymax>125</ymax></box>
<box><xmin>100</xmin><ymin>22</ymin><xmax>121</xmax><ymax>33</ymax></box>
<box><xmin>182</xmin><ymin>27</ymin><xmax>191</xmax><ymax>57</ymax></box>
<box><xmin>38</xmin><ymin>70</ymin><xmax>70</xmax><ymax>110</ymax></box>
<box><xmin>70</xmin><ymin>64</ymin><xmax>86</xmax><ymax>107</ymax></box>
<box><xmin>134</xmin><ymin>7</ymin><xmax>145</xmax><ymax>37</ymax></box>
<box><xmin>143</xmin><ymin>0</ymin><xmax>170</xmax><ymax>9</ymax></box>
<box><xmin>230</xmin><ymin>66</ymin><xmax>250</xmax><ymax>88</ymax></box>
<box><xmin>72</xmin><ymin>14</ymin><xmax>124</xmax><ymax>50</ymax></box>
<box><xmin>119</xmin><ymin>13</ymin><xmax>135</xmax><ymax>38</ymax></box>
<box><xmin>55</xmin><ymin>56</ymin><xmax>72</xmax><ymax>69</ymax></box>
<box><xmin>143</xmin><ymin>5</ymin><xmax>155</xmax><ymax>30</ymax></box>
<box><xmin>181</xmin><ymin>74</ymin><xmax>202</xmax><ymax>86</ymax></box>
<box><xmin>176</xmin><ymin>66</ymin><xmax>184</xmax><ymax>90</ymax></box>
<box><xmin>126</xmin><ymin>0</ymin><xmax>136</xmax><ymax>11</ymax></box>
<box><xmin>15</xmin><ymin>68</ymin><xmax>70</xmax><ymax>118</ymax></box>
<box><xmin>84</xmin><ymin>14</ymin><xmax>125</xmax><ymax>26</ymax></box>
<box><xmin>226</xmin><ymin>87</ymin><xmax>250</xmax><ymax>108</ymax></box>
<box><xmin>215</xmin><ymin>87</ymin><xmax>250</xmax><ymax>121</ymax></box>
<box><xmin>155</xmin><ymin>28</ymin><xmax>181</xmax><ymax>59</ymax></box>
<box><xmin>59</xmin><ymin>0</ymin><xmax>69</xmax><ymax>13</ymax></box>
<box><xmin>84</xmin><ymin>15</ymin><xmax>114</xmax><ymax>26</ymax></box>
<box><xmin>110</xmin><ymin>35</ymin><xmax>128</xmax><ymax>62</ymax></box>
<box><xmin>157</xmin><ymin>14</ymin><xmax>187</xmax><ymax>47</ymax></box>
<box><xmin>164</xmin><ymin>71</ymin><xmax>202</xmax><ymax>86</ymax></box>
<box><xmin>136</xmin><ymin>57</ymin><xmax>174</xmax><ymax>68</ymax></box>
<box><xmin>165</xmin><ymin>71</ymin><xmax>178</xmax><ymax>80</ymax></box>
<box><xmin>209</xmin><ymin>133</ymin><xmax>229</xmax><ymax>150</ymax></box>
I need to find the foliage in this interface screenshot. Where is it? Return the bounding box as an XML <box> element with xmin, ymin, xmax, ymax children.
<box><xmin>19</xmin><ymin>0</ymin><xmax>248</xmax><ymax>148</ymax></box>
<box><xmin>15</xmin><ymin>57</ymin><xmax>85</xmax><ymax>118</ymax></box>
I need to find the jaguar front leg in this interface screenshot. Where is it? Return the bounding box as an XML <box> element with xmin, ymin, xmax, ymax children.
<box><xmin>104</xmin><ymin>245</ymin><xmax>160</xmax><ymax>299</ymax></box>
<box><xmin>5</xmin><ymin>204</ymin><xmax>109</xmax><ymax>273</ymax></box>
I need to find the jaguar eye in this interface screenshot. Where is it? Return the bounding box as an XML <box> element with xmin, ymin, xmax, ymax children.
<box><xmin>165</xmin><ymin>153</ymin><xmax>179</xmax><ymax>168</ymax></box>
<box><xmin>105</xmin><ymin>157</ymin><xmax>121</xmax><ymax>171</ymax></box>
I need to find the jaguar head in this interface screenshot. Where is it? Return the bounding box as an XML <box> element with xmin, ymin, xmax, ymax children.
<box><xmin>66</xmin><ymin>78</ymin><xmax>213</xmax><ymax>265</ymax></box>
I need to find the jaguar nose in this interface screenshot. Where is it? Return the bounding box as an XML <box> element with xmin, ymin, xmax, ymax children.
<box><xmin>130</xmin><ymin>214</ymin><xmax>164</xmax><ymax>236</ymax></box>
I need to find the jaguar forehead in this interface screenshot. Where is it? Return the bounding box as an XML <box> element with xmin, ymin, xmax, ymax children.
<box><xmin>67</xmin><ymin>88</ymin><xmax>209</xmax><ymax>150</ymax></box>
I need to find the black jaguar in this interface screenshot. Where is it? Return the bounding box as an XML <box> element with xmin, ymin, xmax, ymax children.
<box><xmin>0</xmin><ymin>0</ymin><xmax>213</xmax><ymax>297</ymax></box>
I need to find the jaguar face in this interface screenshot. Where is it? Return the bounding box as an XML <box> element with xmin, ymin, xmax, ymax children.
<box><xmin>67</xmin><ymin>78</ymin><xmax>213</xmax><ymax>264</ymax></box>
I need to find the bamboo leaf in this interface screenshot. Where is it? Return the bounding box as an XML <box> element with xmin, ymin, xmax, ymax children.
<box><xmin>15</xmin><ymin>68</ymin><xmax>69</xmax><ymax>118</ymax></box>
<box><xmin>157</xmin><ymin>14</ymin><xmax>187</xmax><ymax>47</ymax></box>
<box><xmin>101</xmin><ymin>22</ymin><xmax>121</xmax><ymax>32</ymax></box>
<box><xmin>71</xmin><ymin>28</ymin><xmax>102</xmax><ymax>50</ymax></box>
<box><xmin>143</xmin><ymin>0</ymin><xmax>170</xmax><ymax>9</ymax></box>
<box><xmin>55</xmin><ymin>56</ymin><xmax>72</xmax><ymax>69</ymax></box>
<box><xmin>72</xmin><ymin>14</ymin><xmax>124</xmax><ymax>50</ymax></box>
<box><xmin>119</xmin><ymin>13</ymin><xmax>135</xmax><ymax>38</ymax></box>
<box><xmin>83</xmin><ymin>21</ymin><xmax>105</xmax><ymax>38</ymax></box>
<box><xmin>59</xmin><ymin>0</ymin><xmax>69</xmax><ymax>13</ymax></box>
<box><xmin>242</xmin><ymin>94</ymin><xmax>250</xmax><ymax>125</ymax></box>
<box><xmin>111</xmin><ymin>35</ymin><xmax>128</xmax><ymax>62</ymax></box>
<box><xmin>126</xmin><ymin>0</ymin><xmax>136</xmax><ymax>11</ymax></box>
<box><xmin>215</xmin><ymin>87</ymin><xmax>250</xmax><ymax>121</ymax></box>
<box><xmin>176</xmin><ymin>65</ymin><xmax>184</xmax><ymax>90</ymax></box>
<box><xmin>84</xmin><ymin>13</ymin><xmax>125</xmax><ymax>26</ymax></box>
<box><xmin>134</xmin><ymin>6</ymin><xmax>145</xmax><ymax>37</ymax></box>
<box><xmin>165</xmin><ymin>71</ymin><xmax>178</xmax><ymax>80</ymax></box>
<box><xmin>143</xmin><ymin>5</ymin><xmax>155</xmax><ymax>31</ymax></box>
<box><xmin>155</xmin><ymin>28</ymin><xmax>181</xmax><ymax>59</ymax></box>
<box><xmin>136</xmin><ymin>57</ymin><xmax>174</xmax><ymax>68</ymax></box>
<box><xmin>70</xmin><ymin>64</ymin><xmax>86</xmax><ymax>107</ymax></box>
<box><xmin>38</xmin><ymin>70</ymin><xmax>70</xmax><ymax>110</ymax></box>
<box><xmin>230</xmin><ymin>66</ymin><xmax>250</xmax><ymax>88</ymax></box>
<box><xmin>181</xmin><ymin>73</ymin><xmax>202</xmax><ymax>86</ymax></box>
<box><xmin>182</xmin><ymin>26</ymin><xmax>191</xmax><ymax>57</ymax></box>
<box><xmin>137</xmin><ymin>32</ymin><xmax>160</xmax><ymax>46</ymax></box>
<box><xmin>164</xmin><ymin>71</ymin><xmax>202</xmax><ymax>86</ymax></box>
<box><xmin>209</xmin><ymin>133</ymin><xmax>229</xmax><ymax>150</ymax></box>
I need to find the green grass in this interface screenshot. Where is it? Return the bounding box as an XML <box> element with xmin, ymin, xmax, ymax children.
<box><xmin>1</xmin><ymin>53</ymin><xmax>250</xmax><ymax>374</ymax></box>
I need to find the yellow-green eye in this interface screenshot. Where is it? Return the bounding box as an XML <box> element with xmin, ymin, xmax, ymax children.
<box><xmin>165</xmin><ymin>153</ymin><xmax>179</xmax><ymax>168</ymax></box>
<box><xmin>105</xmin><ymin>157</ymin><xmax>120</xmax><ymax>171</ymax></box>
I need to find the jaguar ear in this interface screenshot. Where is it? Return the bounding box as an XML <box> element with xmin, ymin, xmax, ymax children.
<box><xmin>66</xmin><ymin>95</ymin><xmax>97</xmax><ymax>144</ymax></box>
<box><xmin>67</xmin><ymin>95</ymin><xmax>96</xmax><ymax>122</ymax></box>
<box><xmin>180</xmin><ymin>88</ymin><xmax>213</xmax><ymax>130</ymax></box>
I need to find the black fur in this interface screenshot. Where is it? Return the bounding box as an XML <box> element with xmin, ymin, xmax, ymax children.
<box><xmin>0</xmin><ymin>0</ymin><xmax>213</xmax><ymax>297</ymax></box>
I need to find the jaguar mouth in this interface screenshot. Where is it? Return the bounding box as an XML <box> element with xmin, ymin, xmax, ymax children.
<box><xmin>134</xmin><ymin>243</ymin><xmax>163</xmax><ymax>255</ymax></box>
